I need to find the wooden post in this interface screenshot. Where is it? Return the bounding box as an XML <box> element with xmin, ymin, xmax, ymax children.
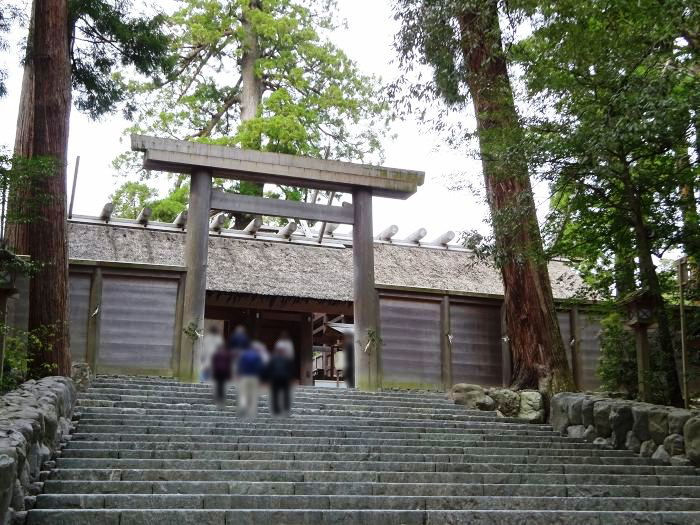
<box><xmin>179</xmin><ymin>168</ymin><xmax>212</xmax><ymax>381</ymax></box>
<box><xmin>440</xmin><ymin>295</ymin><xmax>452</xmax><ymax>391</ymax></box>
<box><xmin>86</xmin><ymin>267</ymin><xmax>102</xmax><ymax>373</ymax></box>
<box><xmin>299</xmin><ymin>313</ymin><xmax>313</xmax><ymax>385</ymax></box>
<box><xmin>635</xmin><ymin>326</ymin><xmax>651</xmax><ymax>402</ymax></box>
<box><xmin>352</xmin><ymin>188</ymin><xmax>380</xmax><ymax>390</ymax></box>
<box><xmin>570</xmin><ymin>307</ymin><xmax>581</xmax><ymax>389</ymax></box>
<box><xmin>500</xmin><ymin>302</ymin><xmax>511</xmax><ymax>387</ymax></box>
<box><xmin>678</xmin><ymin>258</ymin><xmax>689</xmax><ymax>408</ymax></box>
<box><xmin>171</xmin><ymin>273</ymin><xmax>187</xmax><ymax>376</ymax></box>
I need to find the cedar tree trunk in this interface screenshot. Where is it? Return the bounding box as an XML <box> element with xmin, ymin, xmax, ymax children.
<box><xmin>26</xmin><ymin>0</ymin><xmax>72</xmax><ymax>377</ymax></box>
<box><xmin>235</xmin><ymin>0</ymin><xmax>264</xmax><ymax>228</ymax></box>
<box><xmin>6</xmin><ymin>3</ymin><xmax>35</xmax><ymax>254</ymax></box>
<box><xmin>622</xmin><ymin>166</ymin><xmax>683</xmax><ymax>405</ymax></box>
<box><xmin>457</xmin><ymin>2</ymin><xmax>574</xmax><ymax>394</ymax></box>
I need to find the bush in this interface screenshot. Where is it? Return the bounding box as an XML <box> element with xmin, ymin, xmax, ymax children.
<box><xmin>597</xmin><ymin>311</ymin><xmax>638</xmax><ymax>397</ymax></box>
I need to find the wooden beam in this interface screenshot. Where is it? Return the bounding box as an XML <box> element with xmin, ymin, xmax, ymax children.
<box><xmin>132</xmin><ymin>134</ymin><xmax>424</xmax><ymax>199</ymax></box>
<box><xmin>211</xmin><ymin>190</ymin><xmax>355</xmax><ymax>224</ymax></box>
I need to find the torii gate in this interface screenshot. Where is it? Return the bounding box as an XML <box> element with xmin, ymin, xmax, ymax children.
<box><xmin>132</xmin><ymin>135</ymin><xmax>424</xmax><ymax>390</ymax></box>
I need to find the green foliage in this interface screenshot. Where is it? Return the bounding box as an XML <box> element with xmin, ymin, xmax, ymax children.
<box><xmin>597</xmin><ymin>312</ymin><xmax>638</xmax><ymax>397</ymax></box>
<box><xmin>110</xmin><ymin>181</ymin><xmax>156</xmax><ymax>219</ymax></box>
<box><xmin>110</xmin><ymin>181</ymin><xmax>189</xmax><ymax>223</ymax></box>
<box><xmin>68</xmin><ymin>0</ymin><xmax>174</xmax><ymax>118</ymax></box>
<box><xmin>0</xmin><ymin>151</ymin><xmax>57</xmax><ymax>228</ymax></box>
<box><xmin>117</xmin><ymin>0</ymin><xmax>388</xmax><ymax>220</ymax></box>
<box><xmin>126</xmin><ymin>0</ymin><xmax>386</xmax><ymax>160</ymax></box>
<box><xmin>513</xmin><ymin>0</ymin><xmax>699</xmax><ymax>294</ymax></box>
<box><xmin>0</xmin><ymin>3</ymin><xmax>23</xmax><ymax>98</ymax></box>
<box><xmin>0</xmin><ymin>322</ymin><xmax>62</xmax><ymax>392</ymax></box>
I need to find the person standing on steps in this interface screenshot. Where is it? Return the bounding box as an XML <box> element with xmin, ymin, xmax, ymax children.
<box><xmin>235</xmin><ymin>339</ymin><xmax>264</xmax><ymax>417</ymax></box>
<box><xmin>266</xmin><ymin>338</ymin><xmax>295</xmax><ymax>417</ymax></box>
<box><xmin>197</xmin><ymin>325</ymin><xmax>224</xmax><ymax>383</ymax></box>
<box><xmin>210</xmin><ymin>339</ymin><xmax>233</xmax><ymax>408</ymax></box>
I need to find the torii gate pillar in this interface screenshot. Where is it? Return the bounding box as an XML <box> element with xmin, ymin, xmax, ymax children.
<box><xmin>352</xmin><ymin>188</ymin><xmax>381</xmax><ymax>390</ymax></box>
<box><xmin>179</xmin><ymin>168</ymin><xmax>212</xmax><ymax>381</ymax></box>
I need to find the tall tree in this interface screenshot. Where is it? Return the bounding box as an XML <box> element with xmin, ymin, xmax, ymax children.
<box><xmin>8</xmin><ymin>0</ymin><xmax>171</xmax><ymax>378</ymax></box>
<box><xmin>26</xmin><ymin>0</ymin><xmax>72</xmax><ymax>376</ymax></box>
<box><xmin>118</xmin><ymin>0</ymin><xmax>387</xmax><ymax>226</ymax></box>
<box><xmin>515</xmin><ymin>0</ymin><xmax>698</xmax><ymax>404</ymax></box>
<box><xmin>7</xmin><ymin>0</ymin><xmax>172</xmax><ymax>253</ymax></box>
<box><xmin>394</xmin><ymin>0</ymin><xmax>574</xmax><ymax>393</ymax></box>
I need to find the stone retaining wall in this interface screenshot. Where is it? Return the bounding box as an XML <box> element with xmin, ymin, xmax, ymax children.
<box><xmin>551</xmin><ymin>392</ymin><xmax>700</xmax><ymax>466</ymax></box>
<box><xmin>0</xmin><ymin>376</ymin><xmax>77</xmax><ymax>524</ymax></box>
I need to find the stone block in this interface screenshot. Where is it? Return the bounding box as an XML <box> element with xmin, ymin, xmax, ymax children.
<box><xmin>566</xmin><ymin>425</ymin><xmax>586</xmax><ymax>440</ymax></box>
<box><xmin>550</xmin><ymin>393</ymin><xmax>577</xmax><ymax>433</ymax></box>
<box><xmin>583</xmin><ymin>425</ymin><xmax>596</xmax><ymax>443</ymax></box>
<box><xmin>487</xmin><ymin>389</ymin><xmax>520</xmax><ymax>417</ymax></box>
<box><xmin>581</xmin><ymin>396</ymin><xmax>605</xmax><ymax>428</ymax></box>
<box><xmin>567</xmin><ymin>397</ymin><xmax>584</xmax><ymax>426</ymax></box>
<box><xmin>625</xmin><ymin>430</ymin><xmax>641</xmax><ymax>453</ymax></box>
<box><xmin>609</xmin><ymin>403</ymin><xmax>633</xmax><ymax>449</ymax></box>
<box><xmin>453</xmin><ymin>391</ymin><xmax>495</xmax><ymax>411</ymax></box>
<box><xmin>592</xmin><ymin>400</ymin><xmax>613</xmax><ymax>438</ymax></box>
<box><xmin>663</xmin><ymin>433</ymin><xmax>685</xmax><ymax>456</ymax></box>
<box><xmin>631</xmin><ymin>403</ymin><xmax>652</xmax><ymax>442</ymax></box>
<box><xmin>647</xmin><ymin>407</ymin><xmax>669</xmax><ymax>445</ymax></box>
<box><xmin>517</xmin><ymin>391</ymin><xmax>544</xmax><ymax>424</ymax></box>
<box><xmin>670</xmin><ymin>455</ymin><xmax>691</xmax><ymax>467</ymax></box>
<box><xmin>651</xmin><ymin>444</ymin><xmax>670</xmax><ymax>463</ymax></box>
<box><xmin>683</xmin><ymin>416</ymin><xmax>700</xmax><ymax>466</ymax></box>
<box><xmin>593</xmin><ymin>437</ymin><xmax>612</xmax><ymax>450</ymax></box>
<box><xmin>668</xmin><ymin>409</ymin><xmax>693</xmax><ymax>435</ymax></box>
<box><xmin>639</xmin><ymin>440</ymin><xmax>656</xmax><ymax>458</ymax></box>
<box><xmin>448</xmin><ymin>384</ymin><xmax>483</xmax><ymax>401</ymax></box>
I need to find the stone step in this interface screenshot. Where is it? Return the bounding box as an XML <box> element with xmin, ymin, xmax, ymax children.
<box><xmin>74</xmin><ymin>407</ymin><xmax>548</xmax><ymax>430</ymax></box>
<box><xmin>75</xmin><ymin>400</ymin><xmax>511</xmax><ymax>422</ymax></box>
<box><xmin>53</xmin><ymin>455</ymin><xmax>691</xmax><ymax>475</ymax></box>
<box><xmin>26</xmin><ymin>508</ymin><xmax>698</xmax><ymax>525</ymax></box>
<box><xmin>66</xmin><ymin>436</ymin><xmax>643</xmax><ymax>457</ymax></box>
<box><xmin>90</xmin><ymin>378</ymin><xmax>448</xmax><ymax>398</ymax></box>
<box><xmin>74</xmin><ymin>415</ymin><xmax>554</xmax><ymax>434</ymax></box>
<box><xmin>67</xmin><ymin>430</ymin><xmax>616</xmax><ymax>451</ymax></box>
<box><xmin>40</xmin><ymin>479</ymin><xmax>700</xmax><ymax>498</ymax></box>
<box><xmin>70</xmin><ymin>425</ymin><xmax>580</xmax><ymax>444</ymax></box>
<box><xmin>30</xmin><ymin>376</ymin><xmax>700</xmax><ymax>522</ymax></box>
<box><xmin>34</xmin><ymin>493</ymin><xmax>700</xmax><ymax>512</ymax></box>
<box><xmin>79</xmin><ymin>390</ymin><xmax>462</xmax><ymax>410</ymax></box>
<box><xmin>59</xmin><ymin>446</ymin><xmax>663</xmax><ymax>465</ymax></box>
<box><xmin>50</xmin><ymin>462</ymin><xmax>696</xmax><ymax>480</ymax></box>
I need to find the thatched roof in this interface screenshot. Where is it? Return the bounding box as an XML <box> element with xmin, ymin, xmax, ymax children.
<box><xmin>68</xmin><ymin>221</ymin><xmax>587</xmax><ymax>302</ymax></box>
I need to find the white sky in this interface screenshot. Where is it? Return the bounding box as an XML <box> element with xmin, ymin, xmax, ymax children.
<box><xmin>0</xmin><ymin>0</ymin><xmax>546</xmax><ymax>239</ymax></box>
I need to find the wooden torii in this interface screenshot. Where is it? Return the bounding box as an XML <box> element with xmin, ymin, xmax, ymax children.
<box><xmin>132</xmin><ymin>135</ymin><xmax>424</xmax><ymax>391</ymax></box>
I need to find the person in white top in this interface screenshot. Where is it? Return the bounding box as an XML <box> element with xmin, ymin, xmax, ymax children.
<box><xmin>197</xmin><ymin>325</ymin><xmax>224</xmax><ymax>382</ymax></box>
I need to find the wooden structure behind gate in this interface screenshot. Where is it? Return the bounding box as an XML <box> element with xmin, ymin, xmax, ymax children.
<box><xmin>378</xmin><ymin>287</ymin><xmax>602</xmax><ymax>391</ymax></box>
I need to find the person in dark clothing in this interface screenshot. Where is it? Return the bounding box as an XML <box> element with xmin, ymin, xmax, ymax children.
<box><xmin>236</xmin><ymin>341</ymin><xmax>264</xmax><ymax>417</ymax></box>
<box><xmin>211</xmin><ymin>344</ymin><xmax>233</xmax><ymax>407</ymax></box>
<box><xmin>267</xmin><ymin>339</ymin><xmax>295</xmax><ymax>416</ymax></box>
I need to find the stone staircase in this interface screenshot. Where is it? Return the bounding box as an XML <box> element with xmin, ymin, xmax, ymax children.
<box><xmin>25</xmin><ymin>376</ymin><xmax>700</xmax><ymax>524</ymax></box>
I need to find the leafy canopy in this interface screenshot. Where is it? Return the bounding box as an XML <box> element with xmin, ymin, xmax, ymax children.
<box><xmin>513</xmin><ymin>0</ymin><xmax>699</xmax><ymax>295</ymax></box>
<box><xmin>126</xmin><ymin>0</ymin><xmax>387</xmax><ymax>159</ymax></box>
